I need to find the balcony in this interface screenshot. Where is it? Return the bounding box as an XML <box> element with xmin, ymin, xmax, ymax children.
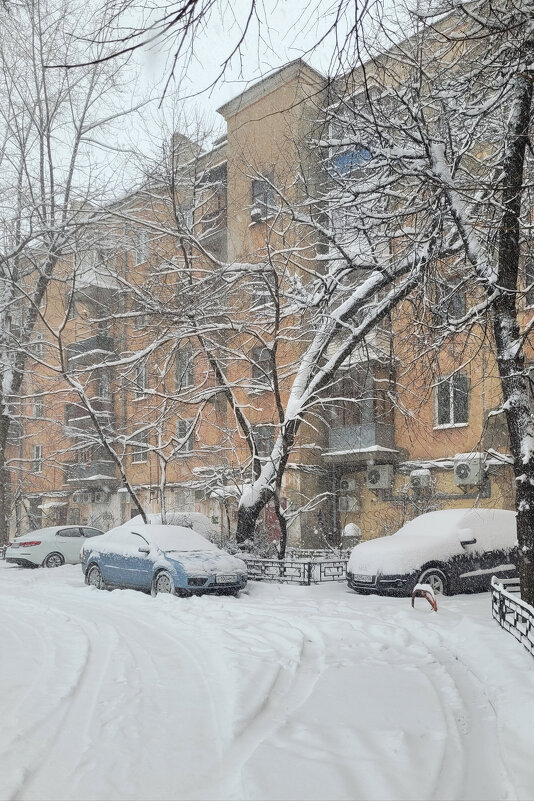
<box><xmin>64</xmin><ymin>399</ymin><xmax>114</xmax><ymax>434</ymax></box>
<box><xmin>64</xmin><ymin>459</ymin><xmax>118</xmax><ymax>486</ymax></box>
<box><xmin>67</xmin><ymin>335</ymin><xmax>115</xmax><ymax>368</ymax></box>
<box><xmin>323</xmin><ymin>423</ymin><xmax>397</xmax><ymax>464</ymax></box>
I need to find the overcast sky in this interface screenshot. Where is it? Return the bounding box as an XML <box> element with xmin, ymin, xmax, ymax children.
<box><xmin>135</xmin><ymin>0</ymin><xmax>353</xmax><ymax>129</ymax></box>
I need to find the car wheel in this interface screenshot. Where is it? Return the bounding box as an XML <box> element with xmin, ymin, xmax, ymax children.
<box><xmin>86</xmin><ymin>564</ymin><xmax>105</xmax><ymax>590</ymax></box>
<box><xmin>151</xmin><ymin>570</ymin><xmax>175</xmax><ymax>596</ymax></box>
<box><xmin>43</xmin><ymin>552</ymin><xmax>64</xmax><ymax>568</ymax></box>
<box><xmin>418</xmin><ymin>568</ymin><xmax>448</xmax><ymax>596</ymax></box>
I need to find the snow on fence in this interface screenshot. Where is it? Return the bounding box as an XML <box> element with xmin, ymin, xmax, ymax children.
<box><xmin>242</xmin><ymin>556</ymin><xmax>348</xmax><ymax>585</ymax></box>
<box><xmin>285</xmin><ymin>547</ymin><xmax>352</xmax><ymax>560</ymax></box>
<box><xmin>491</xmin><ymin>576</ymin><xmax>534</xmax><ymax>657</ymax></box>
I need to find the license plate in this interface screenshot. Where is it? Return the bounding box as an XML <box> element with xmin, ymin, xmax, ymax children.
<box><xmin>354</xmin><ymin>574</ymin><xmax>373</xmax><ymax>583</ymax></box>
<box><xmin>217</xmin><ymin>574</ymin><xmax>236</xmax><ymax>583</ymax></box>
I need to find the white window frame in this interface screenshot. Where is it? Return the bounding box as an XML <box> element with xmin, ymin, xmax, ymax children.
<box><xmin>32</xmin><ymin>444</ymin><xmax>43</xmax><ymax>473</ymax></box>
<box><xmin>176</xmin><ymin>419</ymin><xmax>194</xmax><ymax>454</ymax></box>
<box><xmin>33</xmin><ymin>397</ymin><xmax>44</xmax><ymax>419</ymax></box>
<box><xmin>134</xmin><ymin>363</ymin><xmax>148</xmax><ymax>399</ymax></box>
<box><xmin>434</xmin><ymin>373</ymin><xmax>469</xmax><ymax>429</ymax></box>
<box><xmin>176</xmin><ymin>345</ymin><xmax>194</xmax><ymax>389</ymax></box>
<box><xmin>32</xmin><ymin>332</ymin><xmax>44</xmax><ymax>358</ymax></box>
<box><xmin>131</xmin><ymin>430</ymin><xmax>149</xmax><ymax>463</ymax></box>
<box><xmin>136</xmin><ymin>229</ymin><xmax>149</xmax><ymax>265</ymax></box>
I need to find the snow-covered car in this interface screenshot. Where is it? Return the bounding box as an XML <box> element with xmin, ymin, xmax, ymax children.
<box><xmin>5</xmin><ymin>526</ymin><xmax>105</xmax><ymax>568</ymax></box>
<box><xmin>81</xmin><ymin>523</ymin><xmax>247</xmax><ymax>596</ymax></box>
<box><xmin>347</xmin><ymin>508</ymin><xmax>518</xmax><ymax>596</ymax></box>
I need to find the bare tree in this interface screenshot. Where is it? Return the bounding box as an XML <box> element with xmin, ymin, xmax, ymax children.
<box><xmin>0</xmin><ymin>0</ymin><xmax>139</xmax><ymax>543</ymax></box>
<box><xmin>320</xmin><ymin>0</ymin><xmax>534</xmax><ymax>600</ymax></box>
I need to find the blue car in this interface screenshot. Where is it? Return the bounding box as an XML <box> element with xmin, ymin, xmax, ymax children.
<box><xmin>81</xmin><ymin>523</ymin><xmax>247</xmax><ymax>597</ymax></box>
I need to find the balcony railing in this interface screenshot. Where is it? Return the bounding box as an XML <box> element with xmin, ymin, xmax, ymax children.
<box><xmin>64</xmin><ymin>459</ymin><xmax>118</xmax><ymax>484</ymax></box>
<box><xmin>328</xmin><ymin>422</ymin><xmax>395</xmax><ymax>453</ymax></box>
<box><xmin>67</xmin><ymin>335</ymin><xmax>115</xmax><ymax>368</ymax></box>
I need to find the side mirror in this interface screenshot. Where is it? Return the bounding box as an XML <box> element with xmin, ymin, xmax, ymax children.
<box><xmin>460</xmin><ymin>538</ymin><xmax>477</xmax><ymax>549</ymax></box>
<box><xmin>138</xmin><ymin>545</ymin><xmax>150</xmax><ymax>555</ymax></box>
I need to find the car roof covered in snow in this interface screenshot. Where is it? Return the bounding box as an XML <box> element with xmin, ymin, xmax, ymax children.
<box><xmin>348</xmin><ymin>508</ymin><xmax>517</xmax><ymax>575</ymax></box>
<box><xmin>129</xmin><ymin>510</ymin><xmax>217</xmax><ymax>538</ymax></box>
<box><xmin>109</xmin><ymin>523</ymin><xmax>220</xmax><ymax>553</ymax></box>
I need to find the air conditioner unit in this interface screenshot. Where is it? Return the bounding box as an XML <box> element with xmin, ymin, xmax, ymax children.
<box><xmin>339</xmin><ymin>477</ymin><xmax>357</xmax><ymax>492</ymax></box>
<box><xmin>339</xmin><ymin>496</ymin><xmax>360</xmax><ymax>512</ymax></box>
<box><xmin>366</xmin><ymin>464</ymin><xmax>394</xmax><ymax>490</ymax></box>
<box><xmin>454</xmin><ymin>454</ymin><xmax>483</xmax><ymax>486</ymax></box>
<box><xmin>410</xmin><ymin>468</ymin><xmax>431</xmax><ymax>490</ymax></box>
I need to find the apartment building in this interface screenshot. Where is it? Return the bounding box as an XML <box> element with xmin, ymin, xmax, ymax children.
<box><xmin>9</xmin><ymin>51</ymin><xmax>520</xmax><ymax>547</ymax></box>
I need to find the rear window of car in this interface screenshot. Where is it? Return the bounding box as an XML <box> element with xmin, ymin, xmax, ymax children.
<box><xmin>81</xmin><ymin>528</ymin><xmax>103</xmax><ymax>538</ymax></box>
<box><xmin>57</xmin><ymin>527</ymin><xmax>82</xmax><ymax>538</ymax></box>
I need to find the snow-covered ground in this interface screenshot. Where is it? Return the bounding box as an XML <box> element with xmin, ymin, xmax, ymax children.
<box><xmin>1</xmin><ymin>561</ymin><xmax>533</xmax><ymax>801</ymax></box>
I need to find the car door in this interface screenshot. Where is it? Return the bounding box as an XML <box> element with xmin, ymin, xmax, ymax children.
<box><xmin>104</xmin><ymin>530</ymin><xmax>154</xmax><ymax>589</ymax></box>
<box><xmin>54</xmin><ymin>527</ymin><xmax>85</xmax><ymax>564</ymax></box>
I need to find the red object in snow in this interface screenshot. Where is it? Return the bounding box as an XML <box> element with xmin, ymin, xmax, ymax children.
<box><xmin>411</xmin><ymin>583</ymin><xmax>438</xmax><ymax>612</ymax></box>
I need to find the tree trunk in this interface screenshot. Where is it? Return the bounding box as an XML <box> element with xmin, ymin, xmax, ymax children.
<box><xmin>494</xmin><ymin>71</ymin><xmax>534</xmax><ymax>604</ymax></box>
<box><xmin>274</xmin><ymin>495</ymin><xmax>288</xmax><ymax>560</ymax></box>
<box><xmin>236</xmin><ymin>499</ymin><xmax>265</xmax><ymax>545</ymax></box>
<box><xmin>0</xmin><ymin>415</ymin><xmax>11</xmax><ymax>545</ymax></box>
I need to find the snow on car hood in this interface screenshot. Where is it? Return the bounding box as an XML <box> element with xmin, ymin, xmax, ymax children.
<box><xmin>348</xmin><ymin>508</ymin><xmax>517</xmax><ymax>575</ymax></box>
<box><xmin>165</xmin><ymin>550</ymin><xmax>247</xmax><ymax>577</ymax></box>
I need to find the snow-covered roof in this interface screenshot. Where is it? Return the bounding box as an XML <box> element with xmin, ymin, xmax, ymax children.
<box><xmin>113</xmin><ymin>523</ymin><xmax>219</xmax><ymax>553</ymax></box>
<box><xmin>323</xmin><ymin>445</ymin><xmax>399</xmax><ymax>457</ymax></box>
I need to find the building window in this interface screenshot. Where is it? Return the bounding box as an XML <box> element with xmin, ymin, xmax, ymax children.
<box><xmin>28</xmin><ymin>497</ymin><xmax>42</xmax><ymax>528</ymax></box>
<box><xmin>176</xmin><ymin>419</ymin><xmax>194</xmax><ymax>453</ymax></box>
<box><xmin>201</xmin><ymin>164</ymin><xmax>227</xmax><ymax>232</ymax></box>
<box><xmin>250</xmin><ymin>346</ymin><xmax>272</xmax><ymax>386</ymax></box>
<box><xmin>32</xmin><ymin>332</ymin><xmax>44</xmax><ymax>358</ymax></box>
<box><xmin>433</xmin><ymin>279</ymin><xmax>467</xmax><ymax>322</ymax></box>
<box><xmin>133</xmin><ymin>301</ymin><xmax>147</xmax><ymax>329</ymax></box>
<box><xmin>33</xmin><ymin>397</ymin><xmax>44</xmax><ymax>419</ymax></box>
<box><xmin>134</xmin><ymin>363</ymin><xmax>147</xmax><ymax>398</ymax></box>
<box><xmin>330</xmin><ymin>145</ymin><xmax>371</xmax><ymax>176</ymax></box>
<box><xmin>435</xmin><ymin>373</ymin><xmax>469</xmax><ymax>427</ymax></box>
<box><xmin>251</xmin><ymin>174</ymin><xmax>274</xmax><ymax>219</ymax></box>
<box><xmin>253</xmin><ymin>424</ymin><xmax>275</xmax><ymax>457</ymax></box>
<box><xmin>176</xmin><ymin>344</ymin><xmax>194</xmax><ymax>389</ymax></box>
<box><xmin>252</xmin><ymin>272</ymin><xmax>274</xmax><ymax>308</ymax></box>
<box><xmin>131</xmin><ymin>430</ymin><xmax>149</xmax><ymax>463</ymax></box>
<box><xmin>32</xmin><ymin>444</ymin><xmax>43</xmax><ymax>473</ymax></box>
<box><xmin>136</xmin><ymin>229</ymin><xmax>149</xmax><ymax>265</ymax></box>
<box><xmin>98</xmin><ymin>373</ymin><xmax>112</xmax><ymax>400</ymax></box>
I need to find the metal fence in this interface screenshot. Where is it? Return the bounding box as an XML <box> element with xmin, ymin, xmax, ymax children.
<box><xmin>491</xmin><ymin>576</ymin><xmax>534</xmax><ymax>657</ymax></box>
<box><xmin>242</xmin><ymin>556</ymin><xmax>348</xmax><ymax>585</ymax></box>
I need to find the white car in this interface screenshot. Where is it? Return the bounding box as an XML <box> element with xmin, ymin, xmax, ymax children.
<box><xmin>5</xmin><ymin>526</ymin><xmax>105</xmax><ymax>568</ymax></box>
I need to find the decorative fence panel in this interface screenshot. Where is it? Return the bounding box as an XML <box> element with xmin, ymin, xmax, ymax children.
<box><xmin>491</xmin><ymin>576</ymin><xmax>534</xmax><ymax>657</ymax></box>
<box><xmin>242</xmin><ymin>556</ymin><xmax>348</xmax><ymax>585</ymax></box>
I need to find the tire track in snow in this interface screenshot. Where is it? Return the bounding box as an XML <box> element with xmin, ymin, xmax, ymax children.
<box><xmin>1</xmin><ymin>583</ymin><xmax>239</xmax><ymax>801</ymax></box>
<box><xmin>225</xmin><ymin>597</ymin><xmax>458</xmax><ymax>801</ymax></box>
